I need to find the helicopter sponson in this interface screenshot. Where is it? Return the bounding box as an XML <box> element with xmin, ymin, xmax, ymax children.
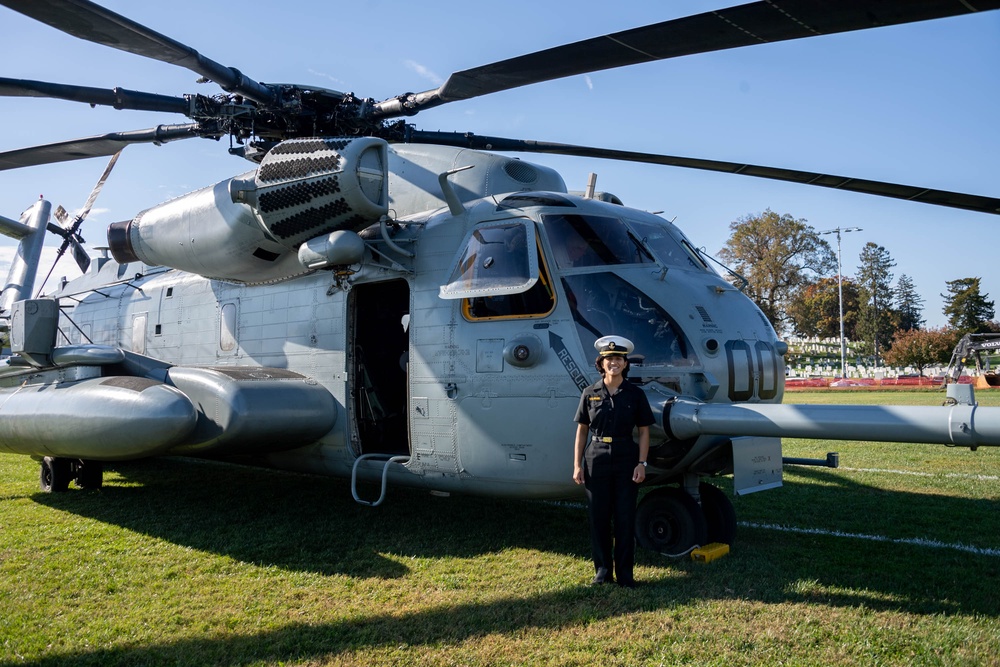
<box><xmin>0</xmin><ymin>299</ymin><xmax>338</xmax><ymax>461</ymax></box>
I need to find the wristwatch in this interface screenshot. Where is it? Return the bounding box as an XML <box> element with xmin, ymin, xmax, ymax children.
<box><xmin>638</xmin><ymin>461</ymin><xmax>647</xmax><ymax>467</ymax></box>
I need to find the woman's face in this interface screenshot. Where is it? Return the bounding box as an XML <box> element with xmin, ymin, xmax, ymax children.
<box><xmin>601</xmin><ymin>354</ymin><xmax>627</xmax><ymax>377</ymax></box>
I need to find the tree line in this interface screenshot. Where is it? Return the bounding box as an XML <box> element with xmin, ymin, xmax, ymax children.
<box><xmin>718</xmin><ymin>209</ymin><xmax>996</xmax><ymax>375</ymax></box>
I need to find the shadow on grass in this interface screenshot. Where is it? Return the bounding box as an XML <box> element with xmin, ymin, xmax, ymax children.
<box><xmin>31</xmin><ymin>457</ymin><xmax>590</xmax><ymax>579</ymax></box>
<box><xmin>16</xmin><ymin>457</ymin><xmax>1000</xmax><ymax>667</ymax></box>
<box><xmin>743</xmin><ymin>464</ymin><xmax>1000</xmax><ymax>551</ymax></box>
<box><xmin>8</xmin><ymin>540</ymin><xmax>1000</xmax><ymax>667</ymax></box>
<box><xmin>5</xmin><ymin>584</ymin><xmax>667</xmax><ymax>667</ymax></box>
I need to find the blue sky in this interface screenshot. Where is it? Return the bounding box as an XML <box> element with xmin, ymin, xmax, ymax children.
<box><xmin>1</xmin><ymin>0</ymin><xmax>997</xmax><ymax>328</ymax></box>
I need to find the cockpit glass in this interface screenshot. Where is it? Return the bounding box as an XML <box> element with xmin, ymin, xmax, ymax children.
<box><xmin>545</xmin><ymin>214</ymin><xmax>653</xmax><ymax>269</ymax></box>
<box><xmin>563</xmin><ymin>272</ymin><xmax>693</xmax><ymax>369</ymax></box>
<box><xmin>622</xmin><ymin>217</ymin><xmax>709</xmax><ymax>271</ymax></box>
<box><xmin>440</xmin><ymin>221</ymin><xmax>537</xmax><ymax>299</ymax></box>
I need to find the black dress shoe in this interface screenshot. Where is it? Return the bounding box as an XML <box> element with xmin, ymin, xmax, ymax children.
<box><xmin>590</xmin><ymin>576</ymin><xmax>614</xmax><ymax>585</ymax></box>
<box><xmin>617</xmin><ymin>580</ymin><xmax>637</xmax><ymax>589</ymax></box>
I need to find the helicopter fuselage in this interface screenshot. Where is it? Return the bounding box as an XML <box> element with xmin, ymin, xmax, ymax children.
<box><xmin>30</xmin><ymin>141</ymin><xmax>786</xmax><ymax>500</ymax></box>
<box><xmin>5</xmin><ymin>140</ymin><xmax>1000</xmax><ymax>553</ymax></box>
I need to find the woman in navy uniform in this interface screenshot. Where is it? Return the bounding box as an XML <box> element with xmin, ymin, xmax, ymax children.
<box><xmin>573</xmin><ymin>335</ymin><xmax>654</xmax><ymax>588</ymax></box>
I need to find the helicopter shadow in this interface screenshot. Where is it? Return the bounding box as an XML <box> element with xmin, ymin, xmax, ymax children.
<box><xmin>16</xmin><ymin>464</ymin><xmax>1000</xmax><ymax>667</ymax></box>
<box><xmin>30</xmin><ymin>457</ymin><xmax>593</xmax><ymax>580</ymax></box>
<box><xmin>715</xmin><ymin>463</ymin><xmax>1000</xmax><ymax>616</ymax></box>
<box><xmin>18</xmin><ymin>457</ymin><xmax>1000</xmax><ymax>667</ymax></box>
<box><xmin>30</xmin><ymin>456</ymin><xmax>1000</xmax><ymax>609</ymax></box>
<box><xmin>743</xmin><ymin>462</ymin><xmax>1000</xmax><ymax>550</ymax></box>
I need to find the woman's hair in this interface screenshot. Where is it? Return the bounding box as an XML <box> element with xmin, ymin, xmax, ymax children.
<box><xmin>594</xmin><ymin>354</ymin><xmax>630</xmax><ymax>378</ymax></box>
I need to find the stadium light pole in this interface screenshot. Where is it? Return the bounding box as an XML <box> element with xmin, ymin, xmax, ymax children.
<box><xmin>820</xmin><ymin>226</ymin><xmax>863</xmax><ymax>380</ymax></box>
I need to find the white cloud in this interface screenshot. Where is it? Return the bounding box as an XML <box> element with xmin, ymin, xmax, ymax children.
<box><xmin>306</xmin><ymin>68</ymin><xmax>348</xmax><ymax>88</ymax></box>
<box><xmin>584</xmin><ymin>75</ymin><xmax>594</xmax><ymax>91</ymax></box>
<box><xmin>82</xmin><ymin>207</ymin><xmax>109</xmax><ymax>221</ymax></box>
<box><xmin>404</xmin><ymin>60</ymin><xmax>444</xmax><ymax>87</ymax></box>
<box><xmin>52</xmin><ymin>207</ymin><xmax>110</xmax><ymax>228</ymax></box>
<box><xmin>0</xmin><ymin>243</ymin><xmax>85</xmax><ymax>296</ymax></box>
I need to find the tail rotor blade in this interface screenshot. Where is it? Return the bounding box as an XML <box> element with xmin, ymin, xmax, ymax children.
<box><xmin>76</xmin><ymin>149</ymin><xmax>122</xmax><ymax>226</ymax></box>
<box><xmin>69</xmin><ymin>238</ymin><xmax>91</xmax><ymax>273</ymax></box>
<box><xmin>35</xmin><ymin>150</ymin><xmax>124</xmax><ymax>293</ymax></box>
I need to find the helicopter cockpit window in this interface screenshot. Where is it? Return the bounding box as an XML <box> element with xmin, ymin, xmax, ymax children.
<box><xmin>623</xmin><ymin>217</ymin><xmax>710</xmax><ymax>271</ymax></box>
<box><xmin>562</xmin><ymin>273</ymin><xmax>693</xmax><ymax>369</ymax></box>
<box><xmin>440</xmin><ymin>220</ymin><xmax>555</xmax><ymax>319</ymax></box>
<box><xmin>464</xmin><ymin>247</ymin><xmax>554</xmax><ymax>320</ymax></box>
<box><xmin>439</xmin><ymin>220</ymin><xmax>536</xmax><ymax>296</ymax></box>
<box><xmin>545</xmin><ymin>214</ymin><xmax>653</xmax><ymax>269</ymax></box>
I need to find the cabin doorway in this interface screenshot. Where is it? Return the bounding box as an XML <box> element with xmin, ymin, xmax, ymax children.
<box><xmin>350</xmin><ymin>279</ymin><xmax>410</xmax><ymax>456</ymax></box>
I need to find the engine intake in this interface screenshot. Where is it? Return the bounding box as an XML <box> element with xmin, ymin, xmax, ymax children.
<box><xmin>231</xmin><ymin>136</ymin><xmax>387</xmax><ymax>247</ymax></box>
<box><xmin>108</xmin><ymin>137</ymin><xmax>388</xmax><ymax>284</ymax></box>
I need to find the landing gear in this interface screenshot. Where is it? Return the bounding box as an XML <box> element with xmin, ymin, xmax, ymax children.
<box><xmin>635</xmin><ymin>487</ymin><xmax>708</xmax><ymax>556</ymax></box>
<box><xmin>634</xmin><ymin>482</ymin><xmax>737</xmax><ymax>556</ymax></box>
<box><xmin>699</xmin><ymin>482</ymin><xmax>737</xmax><ymax>545</ymax></box>
<box><xmin>40</xmin><ymin>457</ymin><xmax>72</xmax><ymax>493</ymax></box>
<box><xmin>74</xmin><ymin>460</ymin><xmax>104</xmax><ymax>490</ymax></box>
<box><xmin>39</xmin><ymin>457</ymin><xmax>104</xmax><ymax>492</ymax></box>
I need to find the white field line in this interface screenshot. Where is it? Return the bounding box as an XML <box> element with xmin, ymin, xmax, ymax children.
<box><xmin>543</xmin><ymin>499</ymin><xmax>1000</xmax><ymax>557</ymax></box>
<box><xmin>836</xmin><ymin>466</ymin><xmax>1000</xmax><ymax>481</ymax></box>
<box><xmin>740</xmin><ymin>521</ymin><xmax>1000</xmax><ymax>557</ymax></box>
<box><xmin>761</xmin><ymin>466</ymin><xmax>1000</xmax><ymax>556</ymax></box>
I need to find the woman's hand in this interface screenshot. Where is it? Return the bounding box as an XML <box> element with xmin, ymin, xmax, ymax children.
<box><xmin>573</xmin><ymin>465</ymin><xmax>584</xmax><ymax>485</ymax></box>
<box><xmin>632</xmin><ymin>464</ymin><xmax>646</xmax><ymax>483</ymax></box>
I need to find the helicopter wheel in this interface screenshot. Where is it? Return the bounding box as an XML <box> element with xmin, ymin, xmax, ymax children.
<box><xmin>699</xmin><ymin>482</ymin><xmax>737</xmax><ymax>545</ymax></box>
<box><xmin>74</xmin><ymin>459</ymin><xmax>104</xmax><ymax>490</ymax></box>
<box><xmin>40</xmin><ymin>457</ymin><xmax>72</xmax><ymax>493</ymax></box>
<box><xmin>635</xmin><ymin>487</ymin><xmax>708</xmax><ymax>557</ymax></box>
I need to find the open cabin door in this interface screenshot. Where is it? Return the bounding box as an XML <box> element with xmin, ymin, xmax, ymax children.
<box><xmin>349</xmin><ymin>279</ymin><xmax>411</xmax><ymax>456</ymax></box>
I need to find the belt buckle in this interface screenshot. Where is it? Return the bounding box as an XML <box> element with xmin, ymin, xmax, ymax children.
<box><xmin>600</xmin><ymin>436</ymin><xmax>613</xmax><ymax>443</ymax></box>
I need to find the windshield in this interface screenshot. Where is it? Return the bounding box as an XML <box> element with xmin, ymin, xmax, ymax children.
<box><xmin>545</xmin><ymin>214</ymin><xmax>653</xmax><ymax>269</ymax></box>
<box><xmin>562</xmin><ymin>273</ymin><xmax>693</xmax><ymax>368</ymax></box>
<box><xmin>623</xmin><ymin>217</ymin><xmax>709</xmax><ymax>271</ymax></box>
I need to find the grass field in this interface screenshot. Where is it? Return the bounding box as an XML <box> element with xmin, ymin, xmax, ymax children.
<box><xmin>2</xmin><ymin>390</ymin><xmax>999</xmax><ymax>666</ymax></box>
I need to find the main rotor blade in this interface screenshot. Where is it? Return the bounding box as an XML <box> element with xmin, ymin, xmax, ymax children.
<box><xmin>407</xmin><ymin>131</ymin><xmax>1000</xmax><ymax>217</ymax></box>
<box><xmin>0</xmin><ymin>0</ymin><xmax>275</xmax><ymax>105</ymax></box>
<box><xmin>0</xmin><ymin>124</ymin><xmax>200</xmax><ymax>171</ymax></box>
<box><xmin>375</xmin><ymin>0</ymin><xmax>1000</xmax><ymax>117</ymax></box>
<box><xmin>0</xmin><ymin>77</ymin><xmax>190</xmax><ymax>115</ymax></box>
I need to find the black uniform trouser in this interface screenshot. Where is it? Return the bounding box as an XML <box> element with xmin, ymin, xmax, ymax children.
<box><xmin>584</xmin><ymin>457</ymin><xmax>639</xmax><ymax>583</ymax></box>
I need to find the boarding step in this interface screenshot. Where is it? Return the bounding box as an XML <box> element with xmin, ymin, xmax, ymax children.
<box><xmin>351</xmin><ymin>453</ymin><xmax>411</xmax><ymax>507</ymax></box>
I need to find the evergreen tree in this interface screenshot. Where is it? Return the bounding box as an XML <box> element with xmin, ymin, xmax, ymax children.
<box><xmin>894</xmin><ymin>273</ymin><xmax>924</xmax><ymax>331</ymax></box>
<box><xmin>855</xmin><ymin>242</ymin><xmax>896</xmax><ymax>365</ymax></box>
<box><xmin>942</xmin><ymin>277</ymin><xmax>995</xmax><ymax>333</ymax></box>
<box><xmin>718</xmin><ymin>209</ymin><xmax>836</xmax><ymax>333</ymax></box>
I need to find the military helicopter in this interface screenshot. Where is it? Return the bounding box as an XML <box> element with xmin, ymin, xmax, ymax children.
<box><xmin>1</xmin><ymin>0</ymin><xmax>999</xmax><ymax>557</ymax></box>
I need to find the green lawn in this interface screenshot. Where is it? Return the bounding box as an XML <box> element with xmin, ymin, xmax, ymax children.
<box><xmin>1</xmin><ymin>389</ymin><xmax>999</xmax><ymax>666</ymax></box>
